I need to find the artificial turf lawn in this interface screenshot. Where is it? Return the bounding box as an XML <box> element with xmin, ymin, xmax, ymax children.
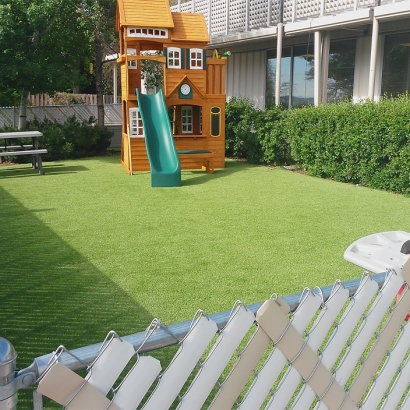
<box><xmin>1</xmin><ymin>156</ymin><xmax>410</xmax><ymax>407</ymax></box>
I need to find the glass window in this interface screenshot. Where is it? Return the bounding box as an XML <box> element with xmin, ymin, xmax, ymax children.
<box><xmin>267</xmin><ymin>45</ymin><xmax>315</xmax><ymax>108</ymax></box>
<box><xmin>327</xmin><ymin>39</ymin><xmax>355</xmax><ymax>103</ymax></box>
<box><xmin>127</xmin><ymin>48</ymin><xmax>137</xmax><ymax>69</ymax></box>
<box><xmin>168</xmin><ymin>47</ymin><xmax>181</xmax><ymax>68</ymax></box>
<box><xmin>266</xmin><ymin>48</ymin><xmax>297</xmax><ymax>108</ymax></box>
<box><xmin>190</xmin><ymin>48</ymin><xmax>203</xmax><ymax>69</ymax></box>
<box><xmin>292</xmin><ymin>45</ymin><xmax>315</xmax><ymax>107</ymax></box>
<box><xmin>127</xmin><ymin>27</ymin><xmax>168</xmax><ymax>38</ymax></box>
<box><xmin>382</xmin><ymin>33</ymin><xmax>410</xmax><ymax>97</ymax></box>
<box><xmin>181</xmin><ymin>106</ymin><xmax>193</xmax><ymax>133</ymax></box>
<box><xmin>129</xmin><ymin>108</ymin><xmax>144</xmax><ymax>137</ymax></box>
<box><xmin>266</xmin><ymin>40</ymin><xmax>355</xmax><ymax>107</ymax></box>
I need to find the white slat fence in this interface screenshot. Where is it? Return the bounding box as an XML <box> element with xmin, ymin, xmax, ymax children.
<box><xmin>36</xmin><ymin>257</ymin><xmax>410</xmax><ymax>409</ymax></box>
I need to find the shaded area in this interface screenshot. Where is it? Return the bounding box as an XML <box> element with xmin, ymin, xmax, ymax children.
<box><xmin>0</xmin><ymin>164</ymin><xmax>89</xmax><ymax>179</ymax></box>
<box><xmin>0</xmin><ymin>187</ymin><xmax>153</xmax><ymax>408</ymax></box>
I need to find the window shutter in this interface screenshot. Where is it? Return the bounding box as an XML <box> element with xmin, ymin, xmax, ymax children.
<box><xmin>186</xmin><ymin>49</ymin><xmax>191</xmax><ymax>69</ymax></box>
<box><xmin>164</xmin><ymin>47</ymin><xmax>168</xmax><ymax>68</ymax></box>
<box><xmin>202</xmin><ymin>50</ymin><xmax>207</xmax><ymax>70</ymax></box>
<box><xmin>181</xmin><ymin>48</ymin><xmax>185</xmax><ymax>69</ymax></box>
<box><xmin>180</xmin><ymin>48</ymin><xmax>185</xmax><ymax>68</ymax></box>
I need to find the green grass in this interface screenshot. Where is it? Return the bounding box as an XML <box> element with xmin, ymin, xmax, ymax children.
<box><xmin>1</xmin><ymin>157</ymin><xmax>410</xmax><ymax>408</ymax></box>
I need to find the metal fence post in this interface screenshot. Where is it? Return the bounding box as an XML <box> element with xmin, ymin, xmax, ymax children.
<box><xmin>0</xmin><ymin>338</ymin><xmax>17</xmax><ymax>410</ymax></box>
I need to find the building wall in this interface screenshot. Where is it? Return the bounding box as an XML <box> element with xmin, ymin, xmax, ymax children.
<box><xmin>225</xmin><ymin>50</ymin><xmax>266</xmax><ymax>109</ymax></box>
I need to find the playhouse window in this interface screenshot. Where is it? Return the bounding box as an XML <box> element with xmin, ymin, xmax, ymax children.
<box><xmin>181</xmin><ymin>106</ymin><xmax>193</xmax><ymax>133</ymax></box>
<box><xmin>127</xmin><ymin>27</ymin><xmax>168</xmax><ymax>39</ymax></box>
<box><xmin>190</xmin><ymin>48</ymin><xmax>203</xmax><ymax>69</ymax></box>
<box><xmin>129</xmin><ymin>108</ymin><xmax>144</xmax><ymax>137</ymax></box>
<box><xmin>167</xmin><ymin>47</ymin><xmax>181</xmax><ymax>68</ymax></box>
<box><xmin>127</xmin><ymin>48</ymin><xmax>137</xmax><ymax>69</ymax></box>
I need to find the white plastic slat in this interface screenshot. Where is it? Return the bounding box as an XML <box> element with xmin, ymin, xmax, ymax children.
<box><xmin>293</xmin><ymin>274</ymin><xmax>379</xmax><ymax>409</ymax></box>
<box><xmin>267</xmin><ymin>282</ymin><xmax>349</xmax><ymax>409</ymax></box>
<box><xmin>178</xmin><ymin>305</ymin><xmax>255</xmax><ymax>410</ymax></box>
<box><xmin>381</xmin><ymin>350</ymin><xmax>410</xmax><ymax>409</ymax></box>
<box><xmin>86</xmin><ymin>337</ymin><xmax>135</xmax><ymax>395</ymax></box>
<box><xmin>143</xmin><ymin>316</ymin><xmax>217</xmax><ymax>410</ymax></box>
<box><xmin>112</xmin><ymin>356</ymin><xmax>161</xmax><ymax>410</ymax></box>
<box><xmin>239</xmin><ymin>291</ymin><xmax>321</xmax><ymax>409</ymax></box>
<box><xmin>36</xmin><ymin>363</ymin><xmax>119</xmax><ymax>410</ymax></box>
<box><xmin>333</xmin><ymin>269</ymin><xmax>404</xmax><ymax>389</ymax></box>
<box><xmin>362</xmin><ymin>324</ymin><xmax>410</xmax><ymax>409</ymax></box>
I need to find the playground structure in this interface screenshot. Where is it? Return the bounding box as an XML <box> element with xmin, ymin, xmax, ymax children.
<box><xmin>116</xmin><ymin>0</ymin><xmax>226</xmax><ymax>186</ymax></box>
<box><xmin>2</xmin><ymin>232</ymin><xmax>410</xmax><ymax>409</ymax></box>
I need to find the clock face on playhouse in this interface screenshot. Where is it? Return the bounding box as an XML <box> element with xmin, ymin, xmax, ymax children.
<box><xmin>179</xmin><ymin>83</ymin><xmax>192</xmax><ymax>98</ymax></box>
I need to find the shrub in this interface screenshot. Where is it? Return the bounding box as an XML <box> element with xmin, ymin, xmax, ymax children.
<box><xmin>21</xmin><ymin>116</ymin><xmax>113</xmax><ymax>161</ymax></box>
<box><xmin>256</xmin><ymin>105</ymin><xmax>292</xmax><ymax>165</ymax></box>
<box><xmin>225</xmin><ymin>94</ymin><xmax>410</xmax><ymax>195</ymax></box>
<box><xmin>284</xmin><ymin>95</ymin><xmax>410</xmax><ymax>195</ymax></box>
<box><xmin>225</xmin><ymin>97</ymin><xmax>262</xmax><ymax>163</ymax></box>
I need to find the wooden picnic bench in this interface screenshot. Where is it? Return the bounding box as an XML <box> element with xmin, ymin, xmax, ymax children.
<box><xmin>0</xmin><ymin>131</ymin><xmax>48</xmax><ymax>175</ymax></box>
<box><xmin>177</xmin><ymin>149</ymin><xmax>215</xmax><ymax>174</ymax></box>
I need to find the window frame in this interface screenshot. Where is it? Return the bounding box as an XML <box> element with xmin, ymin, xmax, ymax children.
<box><xmin>127</xmin><ymin>48</ymin><xmax>137</xmax><ymax>70</ymax></box>
<box><xmin>181</xmin><ymin>106</ymin><xmax>193</xmax><ymax>134</ymax></box>
<box><xmin>189</xmin><ymin>48</ymin><xmax>203</xmax><ymax>70</ymax></box>
<box><xmin>127</xmin><ymin>27</ymin><xmax>168</xmax><ymax>39</ymax></box>
<box><xmin>167</xmin><ymin>47</ymin><xmax>182</xmax><ymax>69</ymax></box>
<box><xmin>129</xmin><ymin>108</ymin><xmax>144</xmax><ymax>138</ymax></box>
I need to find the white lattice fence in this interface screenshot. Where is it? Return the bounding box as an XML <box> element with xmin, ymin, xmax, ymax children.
<box><xmin>210</xmin><ymin>0</ymin><xmax>228</xmax><ymax>37</ymax></box>
<box><xmin>37</xmin><ymin>257</ymin><xmax>410</xmax><ymax>409</ymax></box>
<box><xmin>228</xmin><ymin>0</ymin><xmax>247</xmax><ymax>33</ymax></box>
<box><xmin>282</xmin><ymin>0</ymin><xmax>295</xmax><ymax>23</ymax></box>
<box><xmin>249</xmin><ymin>0</ymin><xmax>269</xmax><ymax>29</ymax></box>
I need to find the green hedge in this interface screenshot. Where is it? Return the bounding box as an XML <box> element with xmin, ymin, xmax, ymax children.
<box><xmin>225</xmin><ymin>95</ymin><xmax>410</xmax><ymax>195</ymax></box>
<box><xmin>0</xmin><ymin>116</ymin><xmax>113</xmax><ymax>161</ymax></box>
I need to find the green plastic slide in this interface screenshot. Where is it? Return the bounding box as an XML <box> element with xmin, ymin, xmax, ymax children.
<box><xmin>136</xmin><ymin>89</ymin><xmax>181</xmax><ymax>187</ymax></box>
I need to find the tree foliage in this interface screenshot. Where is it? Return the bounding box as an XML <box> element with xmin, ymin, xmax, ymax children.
<box><xmin>0</xmin><ymin>0</ymin><xmax>91</xmax><ymax>96</ymax></box>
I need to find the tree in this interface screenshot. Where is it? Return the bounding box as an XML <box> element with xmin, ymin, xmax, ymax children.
<box><xmin>81</xmin><ymin>0</ymin><xmax>117</xmax><ymax>126</ymax></box>
<box><xmin>0</xmin><ymin>0</ymin><xmax>92</xmax><ymax>128</ymax></box>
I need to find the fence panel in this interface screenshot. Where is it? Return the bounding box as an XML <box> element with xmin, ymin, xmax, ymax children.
<box><xmin>19</xmin><ymin>259</ymin><xmax>410</xmax><ymax>409</ymax></box>
<box><xmin>28</xmin><ymin>94</ymin><xmax>121</xmax><ymax>106</ymax></box>
<box><xmin>0</xmin><ymin>104</ymin><xmax>122</xmax><ymax>128</ymax></box>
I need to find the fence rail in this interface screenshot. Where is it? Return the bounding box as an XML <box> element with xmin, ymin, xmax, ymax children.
<box><xmin>28</xmin><ymin>94</ymin><xmax>121</xmax><ymax>106</ymax></box>
<box><xmin>0</xmin><ymin>104</ymin><xmax>122</xmax><ymax>128</ymax></box>
<box><xmin>3</xmin><ymin>269</ymin><xmax>409</xmax><ymax>410</ymax></box>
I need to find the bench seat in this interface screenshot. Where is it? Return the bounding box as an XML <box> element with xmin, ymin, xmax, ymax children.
<box><xmin>0</xmin><ymin>149</ymin><xmax>48</xmax><ymax>174</ymax></box>
<box><xmin>177</xmin><ymin>150</ymin><xmax>214</xmax><ymax>174</ymax></box>
<box><xmin>0</xmin><ymin>144</ymin><xmax>34</xmax><ymax>150</ymax></box>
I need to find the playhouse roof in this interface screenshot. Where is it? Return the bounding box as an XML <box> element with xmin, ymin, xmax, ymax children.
<box><xmin>117</xmin><ymin>0</ymin><xmax>174</xmax><ymax>29</ymax></box>
<box><xmin>170</xmin><ymin>12</ymin><xmax>210</xmax><ymax>43</ymax></box>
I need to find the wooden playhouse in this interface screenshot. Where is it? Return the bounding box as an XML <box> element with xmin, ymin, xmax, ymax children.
<box><xmin>116</xmin><ymin>0</ymin><xmax>226</xmax><ymax>176</ymax></box>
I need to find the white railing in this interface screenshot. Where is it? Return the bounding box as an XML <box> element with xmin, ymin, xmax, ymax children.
<box><xmin>2</xmin><ymin>232</ymin><xmax>410</xmax><ymax>410</ymax></box>
<box><xmin>171</xmin><ymin>0</ymin><xmax>400</xmax><ymax>37</ymax></box>
<box><xmin>30</xmin><ymin>265</ymin><xmax>410</xmax><ymax>409</ymax></box>
<box><xmin>29</xmin><ymin>94</ymin><xmax>121</xmax><ymax>106</ymax></box>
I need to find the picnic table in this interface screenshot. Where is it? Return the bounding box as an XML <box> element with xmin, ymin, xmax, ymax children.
<box><xmin>0</xmin><ymin>131</ymin><xmax>48</xmax><ymax>174</ymax></box>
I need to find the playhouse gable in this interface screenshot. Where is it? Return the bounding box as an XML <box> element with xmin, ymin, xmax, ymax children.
<box><xmin>117</xmin><ymin>0</ymin><xmax>174</xmax><ymax>29</ymax></box>
<box><xmin>169</xmin><ymin>13</ymin><xmax>209</xmax><ymax>44</ymax></box>
<box><xmin>168</xmin><ymin>76</ymin><xmax>206</xmax><ymax>101</ymax></box>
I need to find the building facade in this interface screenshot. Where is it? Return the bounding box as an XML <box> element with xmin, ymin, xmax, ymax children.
<box><xmin>171</xmin><ymin>0</ymin><xmax>410</xmax><ymax>109</ymax></box>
